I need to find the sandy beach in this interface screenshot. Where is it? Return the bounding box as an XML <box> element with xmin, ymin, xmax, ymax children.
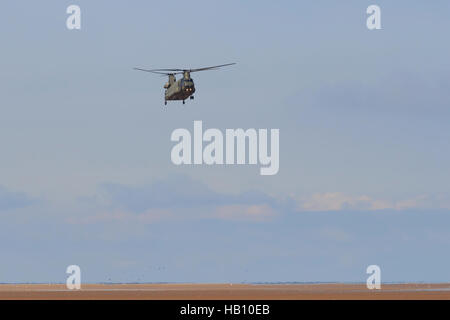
<box><xmin>0</xmin><ymin>283</ymin><xmax>449</xmax><ymax>300</ymax></box>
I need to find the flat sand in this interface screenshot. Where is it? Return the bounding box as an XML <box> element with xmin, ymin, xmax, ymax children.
<box><xmin>0</xmin><ymin>283</ymin><xmax>449</xmax><ymax>300</ymax></box>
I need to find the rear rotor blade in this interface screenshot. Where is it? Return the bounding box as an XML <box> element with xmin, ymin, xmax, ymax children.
<box><xmin>189</xmin><ymin>63</ymin><xmax>236</xmax><ymax>73</ymax></box>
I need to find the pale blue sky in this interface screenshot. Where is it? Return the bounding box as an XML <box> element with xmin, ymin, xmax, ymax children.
<box><xmin>1</xmin><ymin>1</ymin><xmax>450</xmax><ymax>283</ymax></box>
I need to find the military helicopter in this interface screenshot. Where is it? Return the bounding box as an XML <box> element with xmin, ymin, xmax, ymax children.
<box><xmin>133</xmin><ymin>63</ymin><xmax>236</xmax><ymax>105</ymax></box>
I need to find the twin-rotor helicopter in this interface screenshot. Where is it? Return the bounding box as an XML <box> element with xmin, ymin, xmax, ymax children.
<box><xmin>133</xmin><ymin>63</ymin><xmax>236</xmax><ymax>105</ymax></box>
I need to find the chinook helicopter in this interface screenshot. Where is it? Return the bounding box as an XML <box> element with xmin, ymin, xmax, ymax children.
<box><xmin>133</xmin><ymin>63</ymin><xmax>236</xmax><ymax>105</ymax></box>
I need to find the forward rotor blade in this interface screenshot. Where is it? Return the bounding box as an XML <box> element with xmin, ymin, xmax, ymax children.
<box><xmin>134</xmin><ymin>63</ymin><xmax>236</xmax><ymax>75</ymax></box>
<box><xmin>133</xmin><ymin>68</ymin><xmax>180</xmax><ymax>75</ymax></box>
<box><xmin>147</xmin><ymin>68</ymin><xmax>185</xmax><ymax>72</ymax></box>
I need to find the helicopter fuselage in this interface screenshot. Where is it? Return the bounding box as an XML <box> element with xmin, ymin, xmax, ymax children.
<box><xmin>133</xmin><ymin>63</ymin><xmax>235</xmax><ymax>105</ymax></box>
<box><xmin>165</xmin><ymin>77</ymin><xmax>196</xmax><ymax>102</ymax></box>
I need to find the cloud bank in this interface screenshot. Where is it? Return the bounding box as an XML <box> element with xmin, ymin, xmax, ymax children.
<box><xmin>0</xmin><ymin>186</ymin><xmax>35</xmax><ymax>211</ymax></box>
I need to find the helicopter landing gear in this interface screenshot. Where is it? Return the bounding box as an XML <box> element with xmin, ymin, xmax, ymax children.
<box><xmin>190</xmin><ymin>95</ymin><xmax>194</xmax><ymax>100</ymax></box>
<box><xmin>182</xmin><ymin>100</ymin><xmax>185</xmax><ymax>105</ymax></box>
<box><xmin>164</xmin><ymin>100</ymin><xmax>167</xmax><ymax>106</ymax></box>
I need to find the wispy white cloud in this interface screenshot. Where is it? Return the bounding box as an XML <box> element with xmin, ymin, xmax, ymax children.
<box><xmin>68</xmin><ymin>176</ymin><xmax>450</xmax><ymax>225</ymax></box>
<box><xmin>296</xmin><ymin>192</ymin><xmax>450</xmax><ymax>212</ymax></box>
<box><xmin>214</xmin><ymin>204</ymin><xmax>278</xmax><ymax>222</ymax></box>
<box><xmin>67</xmin><ymin>208</ymin><xmax>172</xmax><ymax>224</ymax></box>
